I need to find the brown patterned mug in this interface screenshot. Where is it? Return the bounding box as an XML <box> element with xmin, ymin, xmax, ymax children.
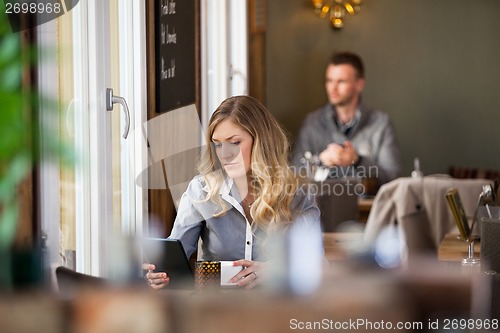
<box><xmin>194</xmin><ymin>261</ymin><xmax>221</xmax><ymax>290</ymax></box>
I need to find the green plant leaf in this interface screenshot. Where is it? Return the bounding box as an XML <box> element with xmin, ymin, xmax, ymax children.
<box><xmin>0</xmin><ymin>153</ymin><xmax>31</xmax><ymax>202</ymax></box>
<box><xmin>0</xmin><ymin>62</ymin><xmax>22</xmax><ymax>91</ymax></box>
<box><xmin>0</xmin><ymin>7</ymin><xmax>75</xmax><ymax>251</ymax></box>
<box><xmin>0</xmin><ymin>201</ymin><xmax>19</xmax><ymax>250</ymax></box>
<box><xmin>0</xmin><ymin>34</ymin><xmax>20</xmax><ymax>63</ymax></box>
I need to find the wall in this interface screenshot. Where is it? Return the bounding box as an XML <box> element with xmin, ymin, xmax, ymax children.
<box><xmin>266</xmin><ymin>0</ymin><xmax>500</xmax><ymax>176</ymax></box>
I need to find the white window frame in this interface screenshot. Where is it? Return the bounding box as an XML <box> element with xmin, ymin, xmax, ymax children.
<box><xmin>118</xmin><ymin>0</ymin><xmax>148</xmax><ymax>237</ymax></box>
<box><xmin>71</xmin><ymin>0</ymin><xmax>148</xmax><ymax>276</ymax></box>
<box><xmin>201</xmin><ymin>0</ymin><xmax>248</xmax><ymax>129</ymax></box>
<box><xmin>37</xmin><ymin>19</ymin><xmax>61</xmax><ymax>271</ymax></box>
<box><xmin>72</xmin><ymin>0</ymin><xmax>148</xmax><ymax>276</ymax></box>
<box><xmin>72</xmin><ymin>0</ymin><xmax>112</xmax><ymax>276</ymax></box>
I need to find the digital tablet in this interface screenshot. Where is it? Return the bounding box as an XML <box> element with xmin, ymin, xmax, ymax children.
<box><xmin>141</xmin><ymin>238</ymin><xmax>194</xmax><ymax>289</ymax></box>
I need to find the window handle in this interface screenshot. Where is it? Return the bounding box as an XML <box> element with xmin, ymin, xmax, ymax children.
<box><xmin>106</xmin><ymin>88</ymin><xmax>130</xmax><ymax>139</ymax></box>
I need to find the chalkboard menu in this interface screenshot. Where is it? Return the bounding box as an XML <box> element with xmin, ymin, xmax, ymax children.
<box><xmin>155</xmin><ymin>0</ymin><xmax>196</xmax><ymax>113</ymax></box>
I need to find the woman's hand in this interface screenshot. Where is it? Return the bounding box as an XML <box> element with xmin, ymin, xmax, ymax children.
<box><xmin>142</xmin><ymin>263</ymin><xmax>169</xmax><ymax>290</ymax></box>
<box><xmin>229</xmin><ymin>260</ymin><xmax>263</xmax><ymax>289</ymax></box>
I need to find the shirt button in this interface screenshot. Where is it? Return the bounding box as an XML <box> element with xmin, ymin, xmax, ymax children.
<box><xmin>246</xmin><ymin>241</ymin><xmax>251</xmax><ymax>245</ymax></box>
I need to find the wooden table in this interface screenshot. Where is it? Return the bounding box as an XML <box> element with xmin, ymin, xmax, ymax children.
<box><xmin>438</xmin><ymin>232</ymin><xmax>481</xmax><ymax>262</ymax></box>
<box><xmin>358</xmin><ymin>196</ymin><xmax>374</xmax><ymax>222</ymax></box>
<box><xmin>323</xmin><ymin>232</ymin><xmax>364</xmax><ymax>261</ymax></box>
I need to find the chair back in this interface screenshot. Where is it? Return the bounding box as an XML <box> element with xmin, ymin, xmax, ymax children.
<box><xmin>55</xmin><ymin>266</ymin><xmax>106</xmax><ymax>297</ymax></box>
<box><xmin>312</xmin><ymin>178</ymin><xmax>360</xmax><ymax>232</ymax></box>
<box><xmin>364</xmin><ymin>176</ymin><xmax>491</xmax><ymax>258</ymax></box>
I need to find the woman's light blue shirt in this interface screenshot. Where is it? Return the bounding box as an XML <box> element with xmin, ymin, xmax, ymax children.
<box><xmin>169</xmin><ymin>175</ymin><xmax>322</xmax><ymax>261</ymax></box>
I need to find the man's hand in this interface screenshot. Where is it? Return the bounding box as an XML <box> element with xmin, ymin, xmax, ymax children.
<box><xmin>319</xmin><ymin>141</ymin><xmax>359</xmax><ymax>167</ymax></box>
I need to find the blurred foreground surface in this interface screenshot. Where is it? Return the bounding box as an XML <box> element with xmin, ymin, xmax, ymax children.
<box><xmin>1</xmin><ymin>259</ymin><xmax>494</xmax><ymax>333</ymax></box>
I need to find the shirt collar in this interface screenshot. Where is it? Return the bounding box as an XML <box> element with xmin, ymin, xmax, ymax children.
<box><xmin>220</xmin><ymin>177</ymin><xmax>234</xmax><ymax>196</ymax></box>
<box><xmin>200</xmin><ymin>175</ymin><xmax>236</xmax><ymax>198</ymax></box>
<box><xmin>333</xmin><ymin>107</ymin><xmax>361</xmax><ymax>134</ymax></box>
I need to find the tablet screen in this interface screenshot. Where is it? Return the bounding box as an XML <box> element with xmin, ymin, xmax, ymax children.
<box><xmin>141</xmin><ymin>238</ymin><xmax>194</xmax><ymax>289</ymax></box>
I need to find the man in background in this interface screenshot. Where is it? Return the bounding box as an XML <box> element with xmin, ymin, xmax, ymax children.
<box><xmin>293</xmin><ymin>51</ymin><xmax>401</xmax><ymax>188</ymax></box>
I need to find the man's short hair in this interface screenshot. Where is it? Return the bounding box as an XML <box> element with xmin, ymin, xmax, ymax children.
<box><xmin>329</xmin><ymin>52</ymin><xmax>365</xmax><ymax>78</ymax></box>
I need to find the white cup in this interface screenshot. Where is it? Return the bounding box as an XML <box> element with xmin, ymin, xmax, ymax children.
<box><xmin>220</xmin><ymin>261</ymin><xmax>243</xmax><ymax>286</ymax></box>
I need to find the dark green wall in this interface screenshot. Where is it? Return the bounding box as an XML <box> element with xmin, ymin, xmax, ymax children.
<box><xmin>266</xmin><ymin>0</ymin><xmax>500</xmax><ymax>176</ymax></box>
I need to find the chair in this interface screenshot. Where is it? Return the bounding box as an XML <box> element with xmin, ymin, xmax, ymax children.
<box><xmin>312</xmin><ymin>178</ymin><xmax>360</xmax><ymax>232</ymax></box>
<box><xmin>363</xmin><ymin>176</ymin><xmax>491</xmax><ymax>258</ymax></box>
<box><xmin>449</xmin><ymin>165</ymin><xmax>500</xmax><ymax>180</ymax></box>
<box><xmin>55</xmin><ymin>266</ymin><xmax>106</xmax><ymax>297</ymax></box>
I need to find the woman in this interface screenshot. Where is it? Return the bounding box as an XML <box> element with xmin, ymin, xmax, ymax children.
<box><xmin>145</xmin><ymin>95</ymin><xmax>322</xmax><ymax>289</ymax></box>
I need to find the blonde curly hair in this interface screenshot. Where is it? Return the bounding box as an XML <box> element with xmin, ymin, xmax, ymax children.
<box><xmin>198</xmin><ymin>95</ymin><xmax>302</xmax><ymax>232</ymax></box>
